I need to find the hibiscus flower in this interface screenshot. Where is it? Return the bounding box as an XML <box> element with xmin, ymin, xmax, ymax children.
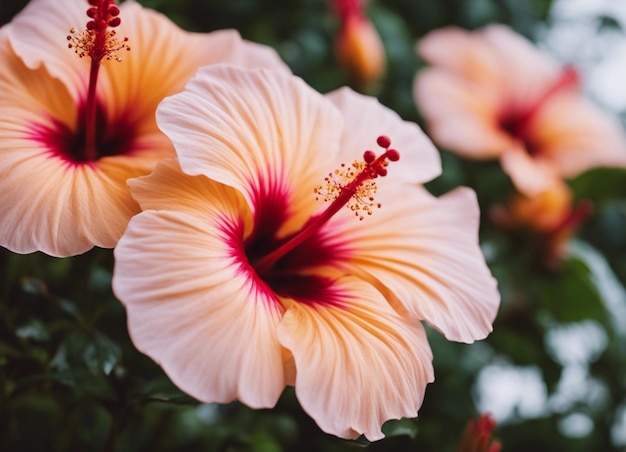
<box><xmin>112</xmin><ymin>65</ymin><xmax>500</xmax><ymax>440</ymax></box>
<box><xmin>0</xmin><ymin>0</ymin><xmax>287</xmax><ymax>256</ymax></box>
<box><xmin>414</xmin><ymin>25</ymin><xmax>626</xmax><ymax>196</ymax></box>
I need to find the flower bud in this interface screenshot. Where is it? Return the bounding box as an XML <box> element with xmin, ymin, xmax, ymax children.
<box><xmin>334</xmin><ymin>0</ymin><xmax>385</xmax><ymax>89</ymax></box>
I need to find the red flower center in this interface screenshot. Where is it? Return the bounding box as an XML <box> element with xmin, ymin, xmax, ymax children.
<box><xmin>499</xmin><ymin>66</ymin><xmax>579</xmax><ymax>156</ymax></box>
<box><xmin>31</xmin><ymin>100</ymin><xmax>137</xmax><ymax>164</ymax></box>
<box><xmin>233</xmin><ymin>136</ymin><xmax>400</xmax><ymax>306</ymax></box>
<box><xmin>52</xmin><ymin>0</ymin><xmax>131</xmax><ymax>163</ymax></box>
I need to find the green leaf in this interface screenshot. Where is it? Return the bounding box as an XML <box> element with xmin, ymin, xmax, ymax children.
<box><xmin>130</xmin><ymin>376</ymin><xmax>195</xmax><ymax>406</ymax></box>
<box><xmin>382</xmin><ymin>417</ymin><xmax>419</xmax><ymax>439</ymax></box>
<box><xmin>489</xmin><ymin>328</ymin><xmax>543</xmax><ymax>364</ymax></box>
<box><xmin>20</xmin><ymin>277</ymin><xmax>48</xmax><ymax>296</ymax></box>
<box><xmin>570</xmin><ymin>167</ymin><xmax>626</xmax><ymax>203</ymax></box>
<box><xmin>532</xmin><ymin>254</ymin><xmax>606</xmax><ymax>323</ymax></box>
<box><xmin>582</xmin><ymin>200</ymin><xmax>626</xmax><ymax>257</ymax></box>
<box><xmin>569</xmin><ymin>241</ymin><xmax>626</xmax><ymax>338</ymax></box>
<box><xmin>57</xmin><ymin>298</ymin><xmax>81</xmax><ymax>319</ymax></box>
<box><xmin>93</xmin><ymin>331</ymin><xmax>121</xmax><ymax>375</ymax></box>
<box><xmin>88</xmin><ymin>266</ymin><xmax>113</xmax><ymax>294</ymax></box>
<box><xmin>15</xmin><ymin>319</ymin><xmax>50</xmax><ymax>342</ymax></box>
<box><xmin>50</xmin><ymin>329</ymin><xmax>120</xmax><ymax>376</ymax></box>
<box><xmin>345</xmin><ymin>436</ymin><xmax>371</xmax><ymax>448</ymax></box>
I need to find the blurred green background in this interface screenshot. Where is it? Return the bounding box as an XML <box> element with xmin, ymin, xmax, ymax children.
<box><xmin>1</xmin><ymin>0</ymin><xmax>626</xmax><ymax>450</ymax></box>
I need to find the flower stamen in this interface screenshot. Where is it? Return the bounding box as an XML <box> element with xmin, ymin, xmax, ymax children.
<box><xmin>314</xmin><ymin>135</ymin><xmax>399</xmax><ymax>221</ymax></box>
<box><xmin>67</xmin><ymin>1</ymin><xmax>130</xmax><ymax>63</ymax></box>
<box><xmin>66</xmin><ymin>1</ymin><xmax>130</xmax><ymax>162</ymax></box>
<box><xmin>254</xmin><ymin>136</ymin><xmax>399</xmax><ymax>274</ymax></box>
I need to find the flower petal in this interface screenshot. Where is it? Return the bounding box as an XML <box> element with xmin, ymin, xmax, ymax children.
<box><xmin>414</xmin><ymin>68</ymin><xmax>511</xmax><ymax>159</ymax></box>
<box><xmin>325</xmin><ymin>86</ymin><xmax>441</xmax><ymax>184</ymax></box>
<box><xmin>9</xmin><ymin>0</ymin><xmax>288</xmax><ymax>124</ymax></box>
<box><xmin>0</xmin><ymin>27</ymin><xmax>75</xmax><ymax>126</ymax></box>
<box><xmin>331</xmin><ymin>186</ymin><xmax>500</xmax><ymax>343</ymax></box>
<box><xmin>479</xmin><ymin>25</ymin><xmax>561</xmax><ymax>107</ymax></box>
<box><xmin>500</xmin><ymin>145</ymin><xmax>560</xmax><ymax>196</ymax></box>
<box><xmin>113</xmin><ymin>164</ymin><xmax>287</xmax><ymax>408</ymax></box>
<box><xmin>102</xmin><ymin>3</ymin><xmax>289</xmax><ymax>123</ymax></box>
<box><xmin>156</xmin><ymin>65</ymin><xmax>344</xmax><ymax>234</ymax></box>
<box><xmin>127</xmin><ymin>158</ymin><xmax>251</xmax><ymax>245</ymax></box>
<box><xmin>417</xmin><ymin>26</ymin><xmax>502</xmax><ymax>88</ymax></box>
<box><xmin>204</xmin><ymin>30</ymin><xmax>290</xmax><ymax>73</ymax></box>
<box><xmin>8</xmin><ymin>0</ymin><xmax>89</xmax><ymax>95</ymax></box>
<box><xmin>0</xmin><ymin>151</ymin><xmax>162</xmax><ymax>256</ymax></box>
<box><xmin>416</xmin><ymin>25</ymin><xmax>564</xmax><ymax>160</ymax></box>
<box><xmin>530</xmin><ymin>93</ymin><xmax>626</xmax><ymax>178</ymax></box>
<box><xmin>418</xmin><ymin>25</ymin><xmax>559</xmax><ymax>105</ymax></box>
<box><xmin>277</xmin><ymin>276</ymin><xmax>433</xmax><ymax>441</ymax></box>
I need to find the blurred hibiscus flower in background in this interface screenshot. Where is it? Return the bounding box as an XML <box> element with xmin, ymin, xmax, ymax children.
<box><xmin>414</xmin><ymin>25</ymin><xmax>626</xmax><ymax>196</ymax></box>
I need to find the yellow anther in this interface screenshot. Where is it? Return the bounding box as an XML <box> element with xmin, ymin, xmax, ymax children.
<box><xmin>313</xmin><ymin>159</ymin><xmax>381</xmax><ymax>221</ymax></box>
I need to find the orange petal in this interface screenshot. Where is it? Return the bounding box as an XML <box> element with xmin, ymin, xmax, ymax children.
<box><xmin>335</xmin><ymin>16</ymin><xmax>386</xmax><ymax>88</ymax></box>
<box><xmin>278</xmin><ymin>276</ymin><xmax>433</xmax><ymax>441</ymax></box>
<box><xmin>156</xmin><ymin>65</ymin><xmax>344</xmax><ymax>237</ymax></box>
<box><xmin>8</xmin><ymin>0</ymin><xmax>89</xmax><ymax>95</ymax></box>
<box><xmin>500</xmin><ymin>145</ymin><xmax>560</xmax><ymax>197</ymax></box>
<box><xmin>113</xmin><ymin>165</ymin><xmax>287</xmax><ymax>408</ymax></box>
<box><xmin>417</xmin><ymin>26</ymin><xmax>502</xmax><ymax>88</ymax></box>
<box><xmin>529</xmin><ymin>93</ymin><xmax>626</xmax><ymax>178</ymax></box>
<box><xmin>332</xmin><ymin>186</ymin><xmax>500</xmax><ymax>343</ymax></box>
<box><xmin>326</xmin><ymin>86</ymin><xmax>442</xmax><ymax>183</ymax></box>
<box><xmin>480</xmin><ymin>25</ymin><xmax>561</xmax><ymax>108</ymax></box>
<box><xmin>0</xmin><ymin>152</ymin><xmax>161</xmax><ymax>256</ymax></box>
<box><xmin>414</xmin><ymin>68</ymin><xmax>511</xmax><ymax>158</ymax></box>
<box><xmin>102</xmin><ymin>3</ymin><xmax>289</xmax><ymax>123</ymax></box>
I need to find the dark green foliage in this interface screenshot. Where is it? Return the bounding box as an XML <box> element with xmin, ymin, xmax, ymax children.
<box><xmin>2</xmin><ymin>0</ymin><xmax>626</xmax><ymax>450</ymax></box>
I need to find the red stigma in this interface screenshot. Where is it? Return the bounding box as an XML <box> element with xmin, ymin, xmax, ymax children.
<box><xmin>67</xmin><ymin>1</ymin><xmax>129</xmax><ymax>63</ymax></box>
<box><xmin>84</xmin><ymin>0</ymin><xmax>121</xmax><ymax>37</ymax></box>
<box><xmin>386</xmin><ymin>149</ymin><xmax>400</xmax><ymax>161</ymax></box>
<box><xmin>375</xmin><ymin>135</ymin><xmax>399</xmax><ymax>162</ymax></box>
<box><xmin>363</xmin><ymin>150</ymin><xmax>376</xmax><ymax>163</ymax></box>
<box><xmin>376</xmin><ymin>135</ymin><xmax>391</xmax><ymax>148</ymax></box>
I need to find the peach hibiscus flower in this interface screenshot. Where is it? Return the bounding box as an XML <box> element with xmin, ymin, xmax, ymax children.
<box><xmin>414</xmin><ymin>25</ymin><xmax>626</xmax><ymax>196</ymax></box>
<box><xmin>112</xmin><ymin>65</ymin><xmax>500</xmax><ymax>440</ymax></box>
<box><xmin>0</xmin><ymin>0</ymin><xmax>287</xmax><ymax>257</ymax></box>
